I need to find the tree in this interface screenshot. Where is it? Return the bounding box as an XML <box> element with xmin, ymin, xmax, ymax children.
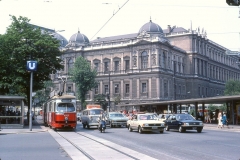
<box><xmin>34</xmin><ymin>81</ymin><xmax>54</xmax><ymax>107</ymax></box>
<box><xmin>69</xmin><ymin>56</ymin><xmax>98</xmax><ymax>109</ymax></box>
<box><xmin>0</xmin><ymin>16</ymin><xmax>63</xmax><ymax>113</ymax></box>
<box><xmin>94</xmin><ymin>94</ymin><xmax>108</xmax><ymax>111</ymax></box>
<box><xmin>224</xmin><ymin>80</ymin><xmax>240</xmax><ymax>96</ymax></box>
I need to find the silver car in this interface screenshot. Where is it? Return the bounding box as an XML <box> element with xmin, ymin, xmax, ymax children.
<box><xmin>106</xmin><ymin>112</ymin><xmax>129</xmax><ymax>128</ymax></box>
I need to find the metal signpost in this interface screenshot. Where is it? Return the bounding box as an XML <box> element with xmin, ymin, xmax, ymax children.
<box><xmin>26</xmin><ymin>61</ymin><xmax>38</xmax><ymax>131</ymax></box>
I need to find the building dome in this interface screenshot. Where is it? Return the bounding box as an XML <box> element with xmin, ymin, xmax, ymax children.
<box><xmin>138</xmin><ymin>20</ymin><xmax>163</xmax><ymax>34</ymax></box>
<box><xmin>69</xmin><ymin>31</ymin><xmax>89</xmax><ymax>44</ymax></box>
<box><xmin>52</xmin><ymin>32</ymin><xmax>68</xmax><ymax>47</ymax></box>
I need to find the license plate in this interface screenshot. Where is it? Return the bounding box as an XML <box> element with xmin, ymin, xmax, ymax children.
<box><xmin>192</xmin><ymin>127</ymin><xmax>197</xmax><ymax>130</ymax></box>
<box><xmin>152</xmin><ymin>126</ymin><xmax>158</xmax><ymax>129</ymax></box>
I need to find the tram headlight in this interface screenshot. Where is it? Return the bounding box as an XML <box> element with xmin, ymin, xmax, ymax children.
<box><xmin>65</xmin><ymin>117</ymin><xmax>68</xmax><ymax>121</ymax></box>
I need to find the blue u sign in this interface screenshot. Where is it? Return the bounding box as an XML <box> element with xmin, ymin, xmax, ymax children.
<box><xmin>26</xmin><ymin>61</ymin><xmax>38</xmax><ymax>71</ymax></box>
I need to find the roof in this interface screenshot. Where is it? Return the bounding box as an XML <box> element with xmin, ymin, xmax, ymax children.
<box><xmin>91</xmin><ymin>33</ymin><xmax>137</xmax><ymax>43</ymax></box>
<box><xmin>116</xmin><ymin>95</ymin><xmax>240</xmax><ymax>107</ymax></box>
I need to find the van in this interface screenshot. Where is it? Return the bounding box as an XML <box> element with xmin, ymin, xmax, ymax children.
<box><xmin>81</xmin><ymin>105</ymin><xmax>103</xmax><ymax>129</ymax></box>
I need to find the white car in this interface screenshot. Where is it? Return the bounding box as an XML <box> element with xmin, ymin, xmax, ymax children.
<box><xmin>127</xmin><ymin>113</ymin><xmax>165</xmax><ymax>134</ymax></box>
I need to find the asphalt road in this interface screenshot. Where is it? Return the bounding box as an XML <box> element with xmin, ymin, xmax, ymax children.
<box><xmin>75</xmin><ymin>122</ymin><xmax>240</xmax><ymax>160</ymax></box>
<box><xmin>1</xmin><ymin>120</ymin><xmax>240</xmax><ymax>160</ymax></box>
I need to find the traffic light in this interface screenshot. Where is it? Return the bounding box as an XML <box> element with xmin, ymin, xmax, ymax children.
<box><xmin>226</xmin><ymin>0</ymin><xmax>240</xmax><ymax>6</ymax></box>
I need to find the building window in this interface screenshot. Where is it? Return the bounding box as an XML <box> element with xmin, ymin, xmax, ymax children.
<box><xmin>104</xmin><ymin>62</ymin><xmax>109</xmax><ymax>72</ymax></box>
<box><xmin>68</xmin><ymin>58</ymin><xmax>74</xmax><ymax>73</ymax></box>
<box><xmin>125</xmin><ymin>84</ymin><xmax>129</xmax><ymax>93</ymax></box>
<box><xmin>114</xmin><ymin>61</ymin><xmax>120</xmax><ymax>71</ymax></box>
<box><xmin>104</xmin><ymin>85</ymin><xmax>109</xmax><ymax>94</ymax></box>
<box><xmin>114</xmin><ymin>84</ymin><xmax>119</xmax><ymax>94</ymax></box>
<box><xmin>162</xmin><ymin>52</ymin><xmax>166</xmax><ymax>68</ymax></box>
<box><xmin>67</xmin><ymin>86</ymin><xmax>72</xmax><ymax>92</ymax></box>
<box><xmin>94</xmin><ymin>63</ymin><xmax>99</xmax><ymax>71</ymax></box>
<box><xmin>125</xmin><ymin>60</ymin><xmax>130</xmax><ymax>71</ymax></box>
<box><xmin>141</xmin><ymin>51</ymin><xmax>148</xmax><ymax>69</ymax></box>
<box><xmin>95</xmin><ymin>85</ymin><xmax>99</xmax><ymax>94</ymax></box>
<box><xmin>142</xmin><ymin>83</ymin><xmax>147</xmax><ymax>93</ymax></box>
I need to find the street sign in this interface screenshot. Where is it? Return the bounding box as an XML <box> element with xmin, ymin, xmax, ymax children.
<box><xmin>26</xmin><ymin>61</ymin><xmax>38</xmax><ymax>71</ymax></box>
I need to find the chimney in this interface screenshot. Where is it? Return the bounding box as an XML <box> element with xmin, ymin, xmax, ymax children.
<box><xmin>167</xmin><ymin>25</ymin><xmax>171</xmax><ymax>33</ymax></box>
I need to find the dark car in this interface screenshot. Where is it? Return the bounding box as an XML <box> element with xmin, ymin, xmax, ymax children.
<box><xmin>164</xmin><ymin>114</ymin><xmax>203</xmax><ymax>133</ymax></box>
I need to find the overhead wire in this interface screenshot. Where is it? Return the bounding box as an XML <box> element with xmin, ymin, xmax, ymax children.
<box><xmin>90</xmin><ymin>0</ymin><xmax>130</xmax><ymax>40</ymax></box>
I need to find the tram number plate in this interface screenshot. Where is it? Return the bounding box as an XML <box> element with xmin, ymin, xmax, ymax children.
<box><xmin>192</xmin><ymin>127</ymin><xmax>197</xmax><ymax>130</ymax></box>
<box><xmin>152</xmin><ymin>126</ymin><xmax>158</xmax><ymax>129</ymax></box>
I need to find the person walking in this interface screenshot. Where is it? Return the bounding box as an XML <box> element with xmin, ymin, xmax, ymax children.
<box><xmin>217</xmin><ymin>111</ymin><xmax>223</xmax><ymax>128</ymax></box>
<box><xmin>222</xmin><ymin>112</ymin><xmax>227</xmax><ymax>128</ymax></box>
<box><xmin>206</xmin><ymin>111</ymin><xmax>211</xmax><ymax>123</ymax></box>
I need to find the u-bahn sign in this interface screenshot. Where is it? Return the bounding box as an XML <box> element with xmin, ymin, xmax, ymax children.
<box><xmin>26</xmin><ymin>61</ymin><xmax>38</xmax><ymax>71</ymax></box>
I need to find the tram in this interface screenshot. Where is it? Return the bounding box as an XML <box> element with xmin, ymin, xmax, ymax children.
<box><xmin>42</xmin><ymin>94</ymin><xmax>77</xmax><ymax>130</ymax></box>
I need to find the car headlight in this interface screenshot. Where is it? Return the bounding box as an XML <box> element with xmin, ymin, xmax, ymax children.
<box><xmin>142</xmin><ymin>124</ymin><xmax>149</xmax><ymax>126</ymax></box>
<box><xmin>183</xmin><ymin>123</ymin><xmax>189</xmax><ymax>126</ymax></box>
<box><xmin>199</xmin><ymin>122</ymin><xmax>203</xmax><ymax>126</ymax></box>
<box><xmin>161</xmin><ymin>123</ymin><xmax>165</xmax><ymax>126</ymax></box>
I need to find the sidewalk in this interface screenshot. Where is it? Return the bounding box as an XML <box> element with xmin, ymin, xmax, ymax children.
<box><xmin>0</xmin><ymin>115</ymin><xmax>48</xmax><ymax>134</ymax></box>
<box><xmin>203</xmin><ymin>122</ymin><xmax>240</xmax><ymax>130</ymax></box>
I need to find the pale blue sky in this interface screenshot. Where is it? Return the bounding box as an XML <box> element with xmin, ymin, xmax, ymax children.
<box><xmin>0</xmin><ymin>0</ymin><xmax>239</xmax><ymax>51</ymax></box>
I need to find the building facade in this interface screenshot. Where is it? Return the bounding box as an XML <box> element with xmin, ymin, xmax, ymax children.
<box><xmin>52</xmin><ymin>20</ymin><xmax>240</xmax><ymax>112</ymax></box>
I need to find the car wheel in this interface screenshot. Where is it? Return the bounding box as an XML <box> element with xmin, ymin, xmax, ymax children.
<box><xmin>197</xmin><ymin>128</ymin><xmax>202</xmax><ymax>133</ymax></box>
<box><xmin>179</xmin><ymin>126</ymin><xmax>185</xmax><ymax>133</ymax></box>
<box><xmin>128</xmin><ymin>125</ymin><xmax>132</xmax><ymax>132</ymax></box>
<box><xmin>165</xmin><ymin>125</ymin><xmax>169</xmax><ymax>131</ymax></box>
<box><xmin>160</xmin><ymin>130</ymin><xmax>164</xmax><ymax>133</ymax></box>
<box><xmin>138</xmin><ymin>126</ymin><xmax>143</xmax><ymax>134</ymax></box>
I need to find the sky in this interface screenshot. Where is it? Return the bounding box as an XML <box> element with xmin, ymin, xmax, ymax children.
<box><xmin>0</xmin><ymin>0</ymin><xmax>239</xmax><ymax>51</ymax></box>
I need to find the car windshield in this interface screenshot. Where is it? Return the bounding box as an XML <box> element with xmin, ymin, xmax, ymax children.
<box><xmin>57</xmin><ymin>103</ymin><xmax>75</xmax><ymax>112</ymax></box>
<box><xmin>177</xmin><ymin>114</ymin><xmax>195</xmax><ymax>120</ymax></box>
<box><xmin>109</xmin><ymin>113</ymin><xmax>124</xmax><ymax>118</ymax></box>
<box><xmin>89</xmin><ymin>109</ymin><xmax>103</xmax><ymax>115</ymax></box>
<box><xmin>139</xmin><ymin>115</ymin><xmax>158</xmax><ymax>120</ymax></box>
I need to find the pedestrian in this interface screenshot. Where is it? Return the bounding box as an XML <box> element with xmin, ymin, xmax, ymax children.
<box><xmin>217</xmin><ymin>111</ymin><xmax>223</xmax><ymax>128</ymax></box>
<box><xmin>222</xmin><ymin>112</ymin><xmax>227</xmax><ymax>128</ymax></box>
<box><xmin>206</xmin><ymin>111</ymin><xmax>211</xmax><ymax>123</ymax></box>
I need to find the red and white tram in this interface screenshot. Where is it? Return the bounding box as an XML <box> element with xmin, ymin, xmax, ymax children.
<box><xmin>42</xmin><ymin>94</ymin><xmax>77</xmax><ymax>130</ymax></box>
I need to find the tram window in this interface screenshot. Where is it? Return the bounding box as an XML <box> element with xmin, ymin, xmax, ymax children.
<box><xmin>57</xmin><ymin>103</ymin><xmax>75</xmax><ymax>112</ymax></box>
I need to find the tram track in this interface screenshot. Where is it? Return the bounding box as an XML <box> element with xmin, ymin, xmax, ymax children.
<box><xmin>49</xmin><ymin>130</ymin><xmax>157</xmax><ymax>160</ymax></box>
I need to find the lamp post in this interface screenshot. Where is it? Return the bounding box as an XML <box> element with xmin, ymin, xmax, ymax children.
<box><xmin>108</xmin><ymin>70</ymin><xmax>110</xmax><ymax>112</ymax></box>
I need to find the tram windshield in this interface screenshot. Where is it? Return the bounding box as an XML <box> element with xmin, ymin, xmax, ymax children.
<box><xmin>57</xmin><ymin>103</ymin><xmax>75</xmax><ymax>112</ymax></box>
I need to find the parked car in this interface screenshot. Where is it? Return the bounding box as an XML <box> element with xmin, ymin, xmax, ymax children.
<box><xmin>127</xmin><ymin>113</ymin><xmax>165</xmax><ymax>134</ymax></box>
<box><xmin>77</xmin><ymin>112</ymin><xmax>82</xmax><ymax>121</ymax></box>
<box><xmin>164</xmin><ymin>114</ymin><xmax>203</xmax><ymax>133</ymax></box>
<box><xmin>106</xmin><ymin>112</ymin><xmax>129</xmax><ymax>128</ymax></box>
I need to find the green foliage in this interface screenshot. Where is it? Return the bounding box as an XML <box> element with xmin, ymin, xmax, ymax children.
<box><xmin>0</xmin><ymin>16</ymin><xmax>63</xmax><ymax>106</ymax></box>
<box><xmin>114</xmin><ymin>95</ymin><xmax>121</xmax><ymax>105</ymax></box>
<box><xmin>69</xmin><ymin>56</ymin><xmax>98</xmax><ymax>109</ymax></box>
<box><xmin>34</xmin><ymin>81</ymin><xmax>54</xmax><ymax>106</ymax></box>
<box><xmin>224</xmin><ymin>80</ymin><xmax>240</xmax><ymax>96</ymax></box>
<box><xmin>208</xmin><ymin>104</ymin><xmax>227</xmax><ymax>112</ymax></box>
<box><xmin>94</xmin><ymin>94</ymin><xmax>108</xmax><ymax>110</ymax></box>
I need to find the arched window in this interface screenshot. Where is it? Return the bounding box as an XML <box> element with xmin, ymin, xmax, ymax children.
<box><xmin>141</xmin><ymin>51</ymin><xmax>148</xmax><ymax>69</ymax></box>
<box><xmin>68</xmin><ymin>58</ymin><xmax>74</xmax><ymax>73</ymax></box>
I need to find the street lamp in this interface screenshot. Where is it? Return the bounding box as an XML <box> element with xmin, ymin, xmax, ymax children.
<box><xmin>108</xmin><ymin>69</ymin><xmax>110</xmax><ymax>112</ymax></box>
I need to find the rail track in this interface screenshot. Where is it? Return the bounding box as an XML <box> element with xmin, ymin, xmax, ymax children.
<box><xmin>49</xmin><ymin>130</ymin><xmax>157</xmax><ymax>160</ymax></box>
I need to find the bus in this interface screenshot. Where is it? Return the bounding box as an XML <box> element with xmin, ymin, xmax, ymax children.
<box><xmin>42</xmin><ymin>94</ymin><xmax>77</xmax><ymax>130</ymax></box>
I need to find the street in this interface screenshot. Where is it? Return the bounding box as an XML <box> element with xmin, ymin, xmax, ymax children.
<box><xmin>1</xmin><ymin>119</ymin><xmax>240</xmax><ymax>160</ymax></box>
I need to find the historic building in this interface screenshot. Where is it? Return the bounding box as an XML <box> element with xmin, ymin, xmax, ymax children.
<box><xmin>51</xmin><ymin>20</ymin><xmax>240</xmax><ymax>112</ymax></box>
